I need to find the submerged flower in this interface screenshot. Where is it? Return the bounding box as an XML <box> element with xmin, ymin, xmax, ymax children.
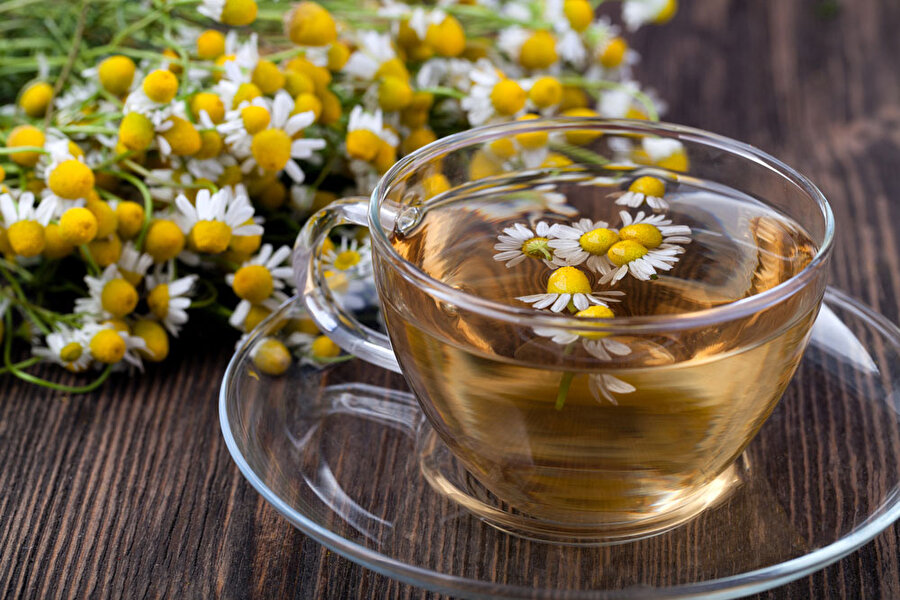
<box><xmin>516</xmin><ymin>265</ymin><xmax>624</xmax><ymax>312</ymax></box>
<box><xmin>493</xmin><ymin>221</ymin><xmax>557</xmax><ymax>268</ymax></box>
<box><xmin>598</xmin><ymin>210</ymin><xmax>692</xmax><ymax>284</ymax></box>
<box><xmin>616</xmin><ymin>175</ymin><xmax>668</xmax><ymax>210</ymax></box>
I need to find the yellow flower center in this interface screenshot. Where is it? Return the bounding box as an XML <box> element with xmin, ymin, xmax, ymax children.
<box><xmin>346</xmin><ymin>129</ymin><xmax>382</xmax><ymax>162</ymax></box>
<box><xmin>244</xmin><ymin>304</ymin><xmax>272</xmax><ymax>332</ymax></box>
<box><xmin>221</xmin><ymin>0</ymin><xmax>259</xmax><ymax>26</ymax></box>
<box><xmin>514</xmin><ymin>115</ymin><xmax>549</xmax><ymax>149</ymax></box>
<box><xmin>522</xmin><ymin>236</ymin><xmax>551</xmax><ymax>260</ymax></box>
<box><xmin>233</xmin><ymin>264</ymin><xmax>274</xmax><ymax>303</ymax></box>
<box><xmin>88</xmin><ymin>233</ymin><xmax>122</xmax><ymax>266</ymax></box>
<box><xmin>401</xmin><ymin>127</ymin><xmax>437</xmax><ymax>156</ymax></box>
<box><xmin>59</xmin><ymin>341</ymin><xmax>83</xmax><ymax>363</ymax></box>
<box><xmin>519</xmin><ymin>31</ymin><xmax>558</xmax><ymax>70</ymax></box>
<box><xmin>190</xmin><ymin>220</ymin><xmax>232</xmax><ymax>254</ymax></box>
<box><xmin>619</xmin><ymin>223</ymin><xmax>663</xmax><ymax>249</ymax></box>
<box><xmin>253</xmin><ymin>338</ymin><xmax>292</xmax><ymax>375</ymax></box>
<box><xmin>333</xmin><ymin>249</ymin><xmax>362</xmax><ymax>271</ymax></box>
<box><xmin>628</xmin><ymin>175</ymin><xmax>666</xmax><ymax>198</ymax></box>
<box><xmin>134</xmin><ymin>319</ymin><xmax>169</xmax><ymax>362</ymax></box>
<box><xmin>327</xmin><ymin>42</ymin><xmax>351</xmax><ymax>71</ymax></box>
<box><xmin>469</xmin><ymin>149</ymin><xmax>503</xmax><ymax>179</ymax></box>
<box><xmin>488</xmin><ymin>138</ymin><xmax>517</xmax><ymax>159</ymax></box>
<box><xmin>292</xmin><ymin>93</ymin><xmax>322</xmax><ymax>120</ymax></box>
<box><xmin>232</xmin><ymin>82</ymin><xmax>262</xmax><ymax>108</ymax></box>
<box><xmin>373</xmin><ymin>141</ymin><xmax>397</xmax><ymax>175</ymax></box>
<box><xmin>89</xmin><ymin>329</ymin><xmax>126</xmax><ymax>364</ymax></box>
<box><xmin>574</xmin><ymin>304</ymin><xmax>615</xmax><ymax>339</ymax></box>
<box><xmin>599</xmin><ymin>37</ymin><xmax>628</xmax><ymax>69</ymax></box>
<box><xmin>656</xmin><ymin>150</ymin><xmax>689</xmax><ymax>173</ymax></box>
<box><xmin>286</xmin><ymin>1</ymin><xmax>337</xmax><ymax>46</ymax></box>
<box><xmin>251</xmin><ymin>60</ymin><xmax>285</xmax><ymax>95</ymax></box>
<box><xmin>59</xmin><ymin>207</ymin><xmax>99</xmax><ymax>245</ymax></box>
<box><xmin>422</xmin><ymin>173</ymin><xmax>451</xmax><ymax>197</ymax></box>
<box><xmin>579</xmin><ymin>227</ymin><xmax>619</xmax><ymax>255</ymax></box>
<box><xmin>425</xmin><ymin>16</ymin><xmax>466</xmax><ymax>57</ymax></box>
<box><xmin>311</xmin><ymin>335</ymin><xmax>341</xmax><ymax>359</ymax></box>
<box><xmin>19</xmin><ymin>82</ymin><xmax>54</xmax><ymax>118</ymax></box>
<box><xmin>118</xmin><ymin>112</ymin><xmax>155</xmax><ymax>152</ymax></box>
<box><xmin>143</xmin><ymin>69</ymin><xmax>178</xmax><ymax>104</ymax></box>
<box><xmin>378</xmin><ymin>76</ymin><xmax>413</xmax><ymax>112</ymax></box>
<box><xmin>196</xmin><ymin>130</ymin><xmax>224</xmax><ymax>160</ymax></box>
<box><xmin>144</xmin><ymin>220</ymin><xmax>185</xmax><ymax>263</ymax></box>
<box><xmin>190</xmin><ymin>92</ymin><xmax>226</xmax><ymax>124</ymax></box>
<box><xmin>101</xmin><ymin>278</ymin><xmax>139</xmax><ymax>318</ymax></box>
<box><xmin>115</xmin><ymin>201</ymin><xmax>145</xmax><ymax>240</ymax></box>
<box><xmin>251</xmin><ymin>129</ymin><xmax>292</xmax><ymax>172</ymax></box>
<box><xmin>563</xmin><ymin>0</ymin><xmax>594</xmax><ymax>32</ymax></box>
<box><xmin>7</xmin><ymin>125</ymin><xmax>46</xmax><ymax>167</ymax></box>
<box><xmin>43</xmin><ymin>223</ymin><xmax>75</xmax><ymax>259</ymax></box>
<box><xmin>86</xmin><ymin>198</ymin><xmax>118</xmax><ymax>238</ymax></box>
<box><xmin>49</xmin><ymin>159</ymin><xmax>95</xmax><ymax>200</ymax></box>
<box><xmin>8</xmin><ymin>220</ymin><xmax>45</xmax><ymax>257</ymax></box>
<box><xmin>98</xmin><ymin>55</ymin><xmax>136</xmax><ymax>96</ymax></box>
<box><xmin>607</xmin><ymin>239</ymin><xmax>648</xmax><ymax>267</ymax></box>
<box><xmin>561</xmin><ymin>108</ymin><xmax>602</xmax><ymax>145</ymax></box>
<box><xmin>147</xmin><ymin>284</ymin><xmax>171</xmax><ymax>320</ymax></box>
<box><xmin>655</xmin><ymin>0</ymin><xmax>678</xmax><ymax>24</ymax></box>
<box><xmin>241</xmin><ymin>106</ymin><xmax>270</xmax><ymax>135</ymax></box>
<box><xmin>161</xmin><ymin>116</ymin><xmax>201</xmax><ymax>156</ymax></box>
<box><xmin>196</xmin><ymin>30</ymin><xmax>226</xmax><ymax>60</ymax></box>
<box><xmin>285</xmin><ymin>71</ymin><xmax>315</xmax><ymax>97</ymax></box>
<box><xmin>541</xmin><ymin>152</ymin><xmax>574</xmax><ymax>168</ymax></box>
<box><xmin>528</xmin><ymin>76</ymin><xmax>563</xmax><ymax>109</ymax></box>
<box><xmin>490</xmin><ymin>79</ymin><xmax>526</xmax><ymax>116</ymax></box>
<box><xmin>547</xmin><ymin>266</ymin><xmax>592</xmax><ymax>295</ymax></box>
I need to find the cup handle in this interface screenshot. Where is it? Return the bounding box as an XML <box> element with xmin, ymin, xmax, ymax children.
<box><xmin>292</xmin><ymin>197</ymin><xmax>402</xmax><ymax>373</ymax></box>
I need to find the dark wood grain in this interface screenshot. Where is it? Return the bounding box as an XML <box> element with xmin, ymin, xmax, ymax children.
<box><xmin>2</xmin><ymin>1</ymin><xmax>899</xmax><ymax>598</ymax></box>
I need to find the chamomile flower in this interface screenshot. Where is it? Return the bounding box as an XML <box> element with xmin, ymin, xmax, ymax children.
<box><xmin>82</xmin><ymin>321</ymin><xmax>146</xmax><ymax>369</ymax></box>
<box><xmin>548</xmin><ymin>218</ymin><xmax>620</xmax><ymax>272</ymax></box>
<box><xmin>123</xmin><ymin>69</ymin><xmax>179</xmax><ymax>122</ymax></box>
<box><xmin>342</xmin><ymin>31</ymin><xmax>397</xmax><ymax>81</ymax></box>
<box><xmin>145</xmin><ymin>265</ymin><xmax>197</xmax><ymax>336</ymax></box>
<box><xmin>597</xmin><ymin>210</ymin><xmax>692</xmax><ymax>284</ymax></box>
<box><xmin>218</xmin><ymin>95</ymin><xmax>271</xmax><ymax>156</ymax></box>
<box><xmin>0</xmin><ymin>191</ymin><xmax>57</xmax><ymax>257</ymax></box>
<box><xmin>461</xmin><ymin>60</ymin><xmax>527</xmax><ymax>126</ymax></box>
<box><xmin>637</xmin><ymin>137</ymin><xmax>689</xmax><ymax>172</ymax></box>
<box><xmin>516</xmin><ymin>265</ymin><xmax>624</xmax><ymax>312</ymax></box>
<box><xmin>226</xmin><ymin>244</ymin><xmax>294</xmax><ymax>329</ymax></box>
<box><xmin>616</xmin><ymin>176</ymin><xmax>668</xmax><ymax>210</ymax></box>
<box><xmin>175</xmin><ymin>184</ymin><xmax>262</xmax><ymax>254</ymax></box>
<box><xmin>198</xmin><ymin>0</ymin><xmax>259</xmax><ymax>26</ymax></box>
<box><xmin>38</xmin><ymin>139</ymin><xmax>94</xmax><ymax>211</ymax></box>
<box><xmin>33</xmin><ymin>324</ymin><xmax>93</xmax><ymax>372</ymax></box>
<box><xmin>345</xmin><ymin>106</ymin><xmax>399</xmax><ymax>162</ymax></box>
<box><xmin>75</xmin><ymin>264</ymin><xmax>140</xmax><ymax>319</ymax></box>
<box><xmin>324</xmin><ymin>269</ymin><xmax>375</xmax><ymax>312</ymax></box>
<box><xmin>240</xmin><ymin>91</ymin><xmax>325</xmax><ymax>183</ymax></box>
<box><xmin>493</xmin><ymin>221</ymin><xmax>557</xmax><ymax>268</ymax></box>
<box><xmin>250</xmin><ymin>336</ymin><xmax>293</xmax><ymax>375</ymax></box>
<box><xmin>321</xmin><ymin>236</ymin><xmax>372</xmax><ymax>276</ymax></box>
<box><xmin>116</xmin><ymin>242</ymin><xmax>154</xmax><ymax>286</ymax></box>
<box><xmin>621</xmin><ymin>0</ymin><xmax>677</xmax><ymax>31</ymax></box>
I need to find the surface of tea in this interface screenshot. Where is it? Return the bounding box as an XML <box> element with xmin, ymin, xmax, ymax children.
<box><xmin>379</xmin><ymin>169</ymin><xmax>820</xmax><ymax>530</ymax></box>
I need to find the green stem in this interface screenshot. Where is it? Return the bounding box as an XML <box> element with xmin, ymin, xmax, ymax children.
<box><xmin>44</xmin><ymin>0</ymin><xmax>89</xmax><ymax>130</ymax></box>
<box><xmin>555</xmin><ymin>371</ymin><xmax>575</xmax><ymax>411</ymax></box>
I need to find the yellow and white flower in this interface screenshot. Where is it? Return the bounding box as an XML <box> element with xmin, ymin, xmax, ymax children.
<box><xmin>146</xmin><ymin>265</ymin><xmax>197</xmax><ymax>336</ymax></box>
<box><xmin>616</xmin><ymin>175</ymin><xmax>668</xmax><ymax>210</ymax></box>
<box><xmin>493</xmin><ymin>221</ymin><xmax>558</xmax><ymax>268</ymax></box>
<box><xmin>0</xmin><ymin>191</ymin><xmax>58</xmax><ymax>257</ymax></box>
<box><xmin>342</xmin><ymin>31</ymin><xmax>397</xmax><ymax>81</ymax></box>
<box><xmin>598</xmin><ymin>210</ymin><xmax>692</xmax><ymax>284</ymax></box>
<box><xmin>621</xmin><ymin>0</ymin><xmax>677</xmax><ymax>31</ymax></box>
<box><xmin>239</xmin><ymin>91</ymin><xmax>325</xmax><ymax>183</ymax></box>
<box><xmin>175</xmin><ymin>185</ymin><xmax>263</xmax><ymax>254</ymax></box>
<box><xmin>33</xmin><ymin>324</ymin><xmax>93</xmax><ymax>372</ymax></box>
<box><xmin>321</xmin><ymin>236</ymin><xmax>372</xmax><ymax>276</ymax></box>
<box><xmin>117</xmin><ymin>242</ymin><xmax>154</xmax><ymax>286</ymax></box>
<box><xmin>226</xmin><ymin>244</ymin><xmax>293</xmax><ymax>329</ymax></box>
<box><xmin>82</xmin><ymin>321</ymin><xmax>147</xmax><ymax>370</ymax></box>
<box><xmin>461</xmin><ymin>60</ymin><xmax>527</xmax><ymax>126</ymax></box>
<box><xmin>198</xmin><ymin>0</ymin><xmax>259</xmax><ymax>27</ymax></box>
<box><xmin>548</xmin><ymin>217</ymin><xmax>620</xmax><ymax>272</ymax></box>
<box><xmin>517</xmin><ymin>265</ymin><xmax>624</xmax><ymax>312</ymax></box>
<box><xmin>74</xmin><ymin>264</ymin><xmax>140</xmax><ymax>320</ymax></box>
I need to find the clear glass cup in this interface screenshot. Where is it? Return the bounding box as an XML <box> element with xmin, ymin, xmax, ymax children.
<box><xmin>293</xmin><ymin>118</ymin><xmax>834</xmax><ymax>542</ymax></box>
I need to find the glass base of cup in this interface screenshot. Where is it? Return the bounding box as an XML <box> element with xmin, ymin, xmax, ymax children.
<box><xmin>417</xmin><ymin>422</ymin><xmax>749</xmax><ymax>546</ymax></box>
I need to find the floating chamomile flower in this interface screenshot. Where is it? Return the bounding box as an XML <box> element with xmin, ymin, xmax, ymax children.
<box><xmin>0</xmin><ymin>191</ymin><xmax>57</xmax><ymax>257</ymax></box>
<box><xmin>75</xmin><ymin>264</ymin><xmax>140</xmax><ymax>319</ymax></box>
<box><xmin>33</xmin><ymin>324</ymin><xmax>93</xmax><ymax>372</ymax></box>
<box><xmin>146</xmin><ymin>265</ymin><xmax>197</xmax><ymax>337</ymax></box>
<box><xmin>517</xmin><ymin>265</ymin><xmax>624</xmax><ymax>312</ymax></box>
<box><xmin>598</xmin><ymin>210</ymin><xmax>691</xmax><ymax>284</ymax></box>
<box><xmin>616</xmin><ymin>175</ymin><xmax>668</xmax><ymax>210</ymax></box>
<box><xmin>240</xmin><ymin>91</ymin><xmax>325</xmax><ymax>184</ymax></box>
<box><xmin>321</xmin><ymin>236</ymin><xmax>372</xmax><ymax>276</ymax></box>
<box><xmin>175</xmin><ymin>185</ymin><xmax>263</xmax><ymax>254</ymax></box>
<box><xmin>548</xmin><ymin>217</ymin><xmax>619</xmax><ymax>272</ymax></box>
<box><xmin>493</xmin><ymin>221</ymin><xmax>558</xmax><ymax>268</ymax></box>
<box><xmin>227</xmin><ymin>244</ymin><xmax>294</xmax><ymax>329</ymax></box>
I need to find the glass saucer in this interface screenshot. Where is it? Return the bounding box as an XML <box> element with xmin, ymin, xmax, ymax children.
<box><xmin>219</xmin><ymin>287</ymin><xmax>900</xmax><ymax>599</ymax></box>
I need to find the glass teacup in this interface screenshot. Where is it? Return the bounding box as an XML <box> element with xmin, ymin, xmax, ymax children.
<box><xmin>293</xmin><ymin>118</ymin><xmax>833</xmax><ymax>542</ymax></box>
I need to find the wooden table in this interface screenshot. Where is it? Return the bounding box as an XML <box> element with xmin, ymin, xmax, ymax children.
<box><xmin>2</xmin><ymin>1</ymin><xmax>899</xmax><ymax>598</ymax></box>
